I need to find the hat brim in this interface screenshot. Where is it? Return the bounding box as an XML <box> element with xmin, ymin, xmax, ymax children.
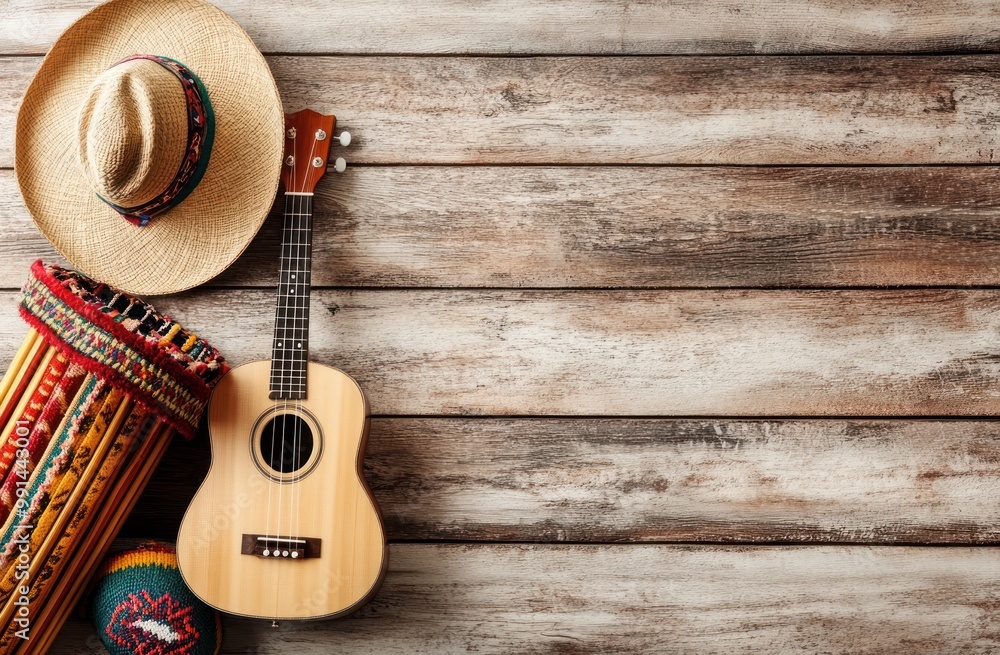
<box><xmin>16</xmin><ymin>0</ymin><xmax>283</xmax><ymax>295</ymax></box>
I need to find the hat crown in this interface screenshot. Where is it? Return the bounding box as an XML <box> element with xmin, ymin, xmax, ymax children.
<box><xmin>77</xmin><ymin>59</ymin><xmax>188</xmax><ymax>209</ymax></box>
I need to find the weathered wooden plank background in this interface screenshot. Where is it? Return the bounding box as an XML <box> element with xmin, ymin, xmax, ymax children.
<box><xmin>8</xmin><ymin>0</ymin><xmax>1000</xmax><ymax>55</ymax></box>
<box><xmin>8</xmin><ymin>56</ymin><xmax>1000</xmax><ymax>166</ymax></box>
<box><xmin>125</xmin><ymin>419</ymin><xmax>1000</xmax><ymax>544</ymax></box>
<box><xmin>7</xmin><ymin>167</ymin><xmax>1000</xmax><ymax>288</ymax></box>
<box><xmin>0</xmin><ymin>0</ymin><xmax>997</xmax><ymax>652</ymax></box>
<box><xmin>52</xmin><ymin>545</ymin><xmax>1000</xmax><ymax>654</ymax></box>
<box><xmin>8</xmin><ymin>289</ymin><xmax>1000</xmax><ymax>416</ymax></box>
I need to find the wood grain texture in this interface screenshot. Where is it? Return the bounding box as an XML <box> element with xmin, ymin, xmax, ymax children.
<box><xmin>50</xmin><ymin>544</ymin><xmax>1000</xmax><ymax>654</ymax></box>
<box><xmin>177</xmin><ymin>361</ymin><xmax>386</xmax><ymax>621</ymax></box>
<box><xmin>9</xmin><ymin>1</ymin><xmax>1000</xmax><ymax>56</ymax></box>
<box><xmin>7</xmin><ymin>55</ymin><xmax>1000</xmax><ymax>167</ymax></box>
<box><xmin>5</xmin><ymin>288</ymin><xmax>1000</xmax><ymax>416</ymax></box>
<box><xmin>0</xmin><ymin>58</ymin><xmax>34</xmax><ymax>174</ymax></box>
<box><xmin>127</xmin><ymin>418</ymin><xmax>1000</xmax><ymax>544</ymax></box>
<box><xmin>12</xmin><ymin>0</ymin><xmax>1000</xmax><ymax>651</ymax></box>
<box><xmin>9</xmin><ymin>166</ymin><xmax>1000</xmax><ymax>288</ymax></box>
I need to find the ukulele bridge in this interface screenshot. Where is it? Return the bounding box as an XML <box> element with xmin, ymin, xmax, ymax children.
<box><xmin>242</xmin><ymin>534</ymin><xmax>322</xmax><ymax>560</ymax></box>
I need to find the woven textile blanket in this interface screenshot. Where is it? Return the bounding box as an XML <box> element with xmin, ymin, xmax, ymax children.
<box><xmin>0</xmin><ymin>261</ymin><xmax>227</xmax><ymax>650</ymax></box>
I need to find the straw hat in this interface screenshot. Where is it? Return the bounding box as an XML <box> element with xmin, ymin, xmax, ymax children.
<box><xmin>16</xmin><ymin>0</ymin><xmax>283</xmax><ymax>295</ymax></box>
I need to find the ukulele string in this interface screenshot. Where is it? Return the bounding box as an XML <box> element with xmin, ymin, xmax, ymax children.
<box><xmin>267</xmin><ymin>124</ymin><xmax>321</xmax><ymax>618</ymax></box>
<box><xmin>264</xmin><ymin>160</ymin><xmax>291</xmax><ymax>587</ymax></box>
<box><xmin>273</xmin><ymin>131</ymin><xmax>319</xmax><ymax>618</ymax></box>
<box><xmin>291</xmin><ymin>191</ymin><xmax>303</xmax><ymax>564</ymax></box>
<box><xmin>284</xmin><ymin>186</ymin><xmax>298</xmax><ymax>564</ymax></box>
<box><xmin>272</xmin><ymin>127</ymin><xmax>300</xmax><ymax>619</ymax></box>
<box><xmin>293</xmin><ymin>132</ymin><xmax>320</xmax><ymax>563</ymax></box>
<box><xmin>292</xmin><ymin>190</ymin><xmax>304</xmax><ymax>562</ymax></box>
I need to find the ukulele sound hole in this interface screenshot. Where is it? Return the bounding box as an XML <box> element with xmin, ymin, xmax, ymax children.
<box><xmin>259</xmin><ymin>414</ymin><xmax>314</xmax><ymax>474</ymax></box>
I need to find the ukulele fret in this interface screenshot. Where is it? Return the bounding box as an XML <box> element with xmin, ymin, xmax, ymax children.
<box><xmin>270</xmin><ymin>192</ymin><xmax>313</xmax><ymax>399</ymax></box>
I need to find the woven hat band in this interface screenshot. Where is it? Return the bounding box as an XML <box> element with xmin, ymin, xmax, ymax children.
<box><xmin>81</xmin><ymin>55</ymin><xmax>215</xmax><ymax>228</ymax></box>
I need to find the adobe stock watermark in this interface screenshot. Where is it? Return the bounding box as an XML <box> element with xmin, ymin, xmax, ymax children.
<box><xmin>11</xmin><ymin>419</ymin><xmax>34</xmax><ymax>641</ymax></box>
<box><xmin>187</xmin><ymin>473</ymin><xmax>267</xmax><ymax>550</ymax></box>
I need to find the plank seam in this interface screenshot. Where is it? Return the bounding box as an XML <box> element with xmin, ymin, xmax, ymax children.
<box><xmin>6</xmin><ymin>286</ymin><xmax>1000</xmax><ymax>293</ymax></box>
<box><xmin>9</xmin><ymin>51</ymin><xmax>1000</xmax><ymax>58</ymax></box>
<box><xmin>383</xmin><ymin>539</ymin><xmax>1000</xmax><ymax>548</ymax></box>
<box><xmin>364</xmin><ymin>414</ymin><xmax>1000</xmax><ymax>421</ymax></box>
<box><xmin>12</xmin><ymin>163</ymin><xmax>1000</xmax><ymax>170</ymax></box>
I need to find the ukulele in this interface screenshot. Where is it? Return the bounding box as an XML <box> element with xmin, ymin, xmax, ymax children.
<box><xmin>177</xmin><ymin>110</ymin><xmax>387</xmax><ymax>622</ymax></box>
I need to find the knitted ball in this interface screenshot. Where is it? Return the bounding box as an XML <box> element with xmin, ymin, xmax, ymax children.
<box><xmin>89</xmin><ymin>542</ymin><xmax>221</xmax><ymax>655</ymax></box>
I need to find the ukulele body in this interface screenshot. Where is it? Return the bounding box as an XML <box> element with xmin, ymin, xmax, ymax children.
<box><xmin>177</xmin><ymin>360</ymin><xmax>387</xmax><ymax>620</ymax></box>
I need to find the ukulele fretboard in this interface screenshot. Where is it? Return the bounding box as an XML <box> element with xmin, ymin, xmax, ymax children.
<box><xmin>269</xmin><ymin>193</ymin><xmax>313</xmax><ymax>399</ymax></box>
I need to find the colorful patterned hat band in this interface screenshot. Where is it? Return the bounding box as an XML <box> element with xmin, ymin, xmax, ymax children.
<box><xmin>97</xmin><ymin>55</ymin><xmax>216</xmax><ymax>227</ymax></box>
<box><xmin>19</xmin><ymin>261</ymin><xmax>228</xmax><ymax>438</ymax></box>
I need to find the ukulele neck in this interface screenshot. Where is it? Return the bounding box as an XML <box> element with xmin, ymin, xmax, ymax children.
<box><xmin>269</xmin><ymin>192</ymin><xmax>313</xmax><ymax>399</ymax></box>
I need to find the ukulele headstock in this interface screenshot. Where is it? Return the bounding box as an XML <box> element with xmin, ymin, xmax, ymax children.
<box><xmin>281</xmin><ymin>109</ymin><xmax>351</xmax><ymax>194</ymax></box>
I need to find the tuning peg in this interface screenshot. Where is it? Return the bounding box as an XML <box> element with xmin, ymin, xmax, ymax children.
<box><xmin>334</xmin><ymin>157</ymin><xmax>347</xmax><ymax>173</ymax></box>
<box><xmin>315</xmin><ymin>129</ymin><xmax>350</xmax><ymax>146</ymax></box>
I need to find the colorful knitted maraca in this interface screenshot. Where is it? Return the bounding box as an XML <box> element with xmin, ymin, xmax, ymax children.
<box><xmin>89</xmin><ymin>542</ymin><xmax>221</xmax><ymax>655</ymax></box>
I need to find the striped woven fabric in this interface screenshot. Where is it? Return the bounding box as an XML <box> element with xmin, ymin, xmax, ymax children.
<box><xmin>0</xmin><ymin>261</ymin><xmax>228</xmax><ymax>651</ymax></box>
<box><xmin>19</xmin><ymin>261</ymin><xmax>227</xmax><ymax>438</ymax></box>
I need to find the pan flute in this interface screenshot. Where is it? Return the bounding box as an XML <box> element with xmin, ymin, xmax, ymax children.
<box><xmin>0</xmin><ymin>261</ymin><xmax>227</xmax><ymax>652</ymax></box>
